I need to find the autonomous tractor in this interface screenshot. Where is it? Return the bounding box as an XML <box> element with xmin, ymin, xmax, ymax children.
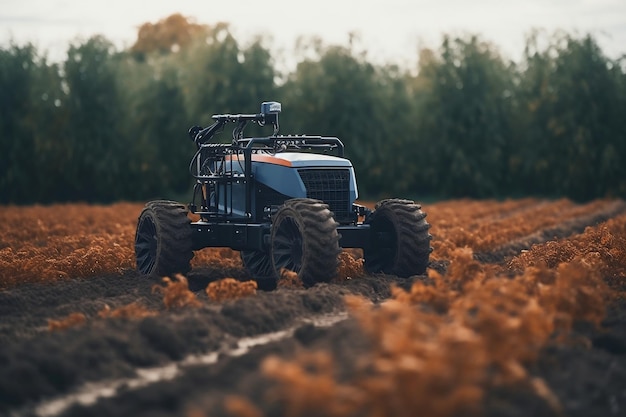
<box><xmin>134</xmin><ymin>102</ymin><xmax>432</xmax><ymax>288</ymax></box>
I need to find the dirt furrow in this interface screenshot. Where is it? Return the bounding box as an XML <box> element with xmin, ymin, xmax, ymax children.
<box><xmin>13</xmin><ymin>312</ymin><xmax>348</xmax><ymax>417</ymax></box>
<box><xmin>47</xmin><ymin>316</ymin><xmax>372</xmax><ymax>417</ymax></box>
<box><xmin>0</xmin><ymin>270</ymin><xmax>402</xmax><ymax>416</ymax></box>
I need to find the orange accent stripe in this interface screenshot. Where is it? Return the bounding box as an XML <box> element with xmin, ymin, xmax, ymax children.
<box><xmin>226</xmin><ymin>154</ymin><xmax>292</xmax><ymax>167</ymax></box>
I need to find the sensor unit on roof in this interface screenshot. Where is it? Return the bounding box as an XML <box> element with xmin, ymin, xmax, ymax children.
<box><xmin>260</xmin><ymin>101</ymin><xmax>281</xmax><ymax>130</ymax></box>
<box><xmin>261</xmin><ymin>101</ymin><xmax>281</xmax><ymax>115</ymax></box>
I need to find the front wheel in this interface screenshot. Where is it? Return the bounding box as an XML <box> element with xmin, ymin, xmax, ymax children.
<box><xmin>364</xmin><ymin>199</ymin><xmax>432</xmax><ymax>277</ymax></box>
<box><xmin>134</xmin><ymin>200</ymin><xmax>194</xmax><ymax>277</ymax></box>
<box><xmin>270</xmin><ymin>198</ymin><xmax>341</xmax><ymax>287</ymax></box>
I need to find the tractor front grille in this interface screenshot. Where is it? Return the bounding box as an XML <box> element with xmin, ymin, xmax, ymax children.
<box><xmin>298</xmin><ymin>169</ymin><xmax>351</xmax><ymax>223</ymax></box>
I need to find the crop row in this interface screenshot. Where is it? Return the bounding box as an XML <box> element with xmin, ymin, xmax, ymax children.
<box><xmin>0</xmin><ymin>199</ymin><xmax>617</xmax><ymax>288</ymax></box>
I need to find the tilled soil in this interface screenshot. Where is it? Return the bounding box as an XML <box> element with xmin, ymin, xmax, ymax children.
<box><xmin>1</xmin><ymin>200</ymin><xmax>625</xmax><ymax>417</ymax></box>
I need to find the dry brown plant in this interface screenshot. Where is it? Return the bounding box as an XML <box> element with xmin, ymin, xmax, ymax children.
<box><xmin>427</xmin><ymin>199</ymin><xmax>615</xmax><ymax>260</ymax></box>
<box><xmin>0</xmin><ymin>203</ymin><xmax>140</xmax><ymax>288</ymax></box>
<box><xmin>332</xmin><ymin>251</ymin><xmax>365</xmax><ymax>283</ymax></box>
<box><xmin>261</xmin><ymin>295</ymin><xmax>486</xmax><ymax>417</ymax></box>
<box><xmin>277</xmin><ymin>268</ymin><xmax>304</xmax><ymax>289</ymax></box>
<box><xmin>205</xmin><ymin>278</ymin><xmax>257</xmax><ymax>302</ymax></box>
<box><xmin>262</xmin><ymin>352</ymin><xmax>364</xmax><ymax>417</ymax></box>
<box><xmin>192</xmin><ymin>247</ymin><xmax>243</xmax><ymax>269</ymax></box>
<box><xmin>3</xmin><ymin>199</ymin><xmax>624</xmax><ymax>417</ymax></box>
<box><xmin>97</xmin><ymin>301</ymin><xmax>157</xmax><ymax>319</ymax></box>
<box><xmin>260</xmin><ymin>226</ymin><xmax>624</xmax><ymax>417</ymax></box>
<box><xmin>48</xmin><ymin>312</ymin><xmax>87</xmax><ymax>331</ymax></box>
<box><xmin>152</xmin><ymin>274</ymin><xmax>202</xmax><ymax>309</ymax></box>
<box><xmin>510</xmin><ymin>214</ymin><xmax>626</xmax><ymax>281</ymax></box>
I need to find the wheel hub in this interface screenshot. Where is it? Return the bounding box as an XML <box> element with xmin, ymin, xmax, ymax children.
<box><xmin>272</xmin><ymin>217</ymin><xmax>303</xmax><ymax>273</ymax></box>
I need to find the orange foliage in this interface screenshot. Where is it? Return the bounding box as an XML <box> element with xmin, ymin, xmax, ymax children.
<box><xmin>131</xmin><ymin>13</ymin><xmax>208</xmax><ymax>55</ymax></box>
<box><xmin>262</xmin><ymin>352</ymin><xmax>364</xmax><ymax>417</ymax></box>
<box><xmin>152</xmin><ymin>274</ymin><xmax>202</xmax><ymax>309</ymax></box>
<box><xmin>261</xmin><ymin>209</ymin><xmax>626</xmax><ymax>416</ymax></box>
<box><xmin>274</xmin><ymin>252</ymin><xmax>365</xmax><ymax>288</ymax></box>
<box><xmin>509</xmin><ymin>213</ymin><xmax>626</xmax><ymax>280</ymax></box>
<box><xmin>2</xmin><ymin>198</ymin><xmax>620</xmax><ymax>290</ymax></box>
<box><xmin>333</xmin><ymin>251</ymin><xmax>365</xmax><ymax>283</ymax></box>
<box><xmin>277</xmin><ymin>268</ymin><xmax>304</xmax><ymax>289</ymax></box>
<box><xmin>0</xmin><ymin>203</ymin><xmax>140</xmax><ymax>288</ymax></box>
<box><xmin>263</xmin><ymin>296</ymin><xmax>486</xmax><ymax>417</ymax></box>
<box><xmin>0</xmin><ymin>202</ymin><xmax>245</xmax><ymax>289</ymax></box>
<box><xmin>192</xmin><ymin>247</ymin><xmax>242</xmax><ymax>269</ymax></box>
<box><xmin>205</xmin><ymin>278</ymin><xmax>257</xmax><ymax>302</ymax></box>
<box><xmin>97</xmin><ymin>301</ymin><xmax>157</xmax><ymax>319</ymax></box>
<box><xmin>2</xmin><ymin>199</ymin><xmax>625</xmax><ymax>416</ymax></box>
<box><xmin>48</xmin><ymin>312</ymin><xmax>87</xmax><ymax>331</ymax></box>
<box><xmin>426</xmin><ymin>198</ymin><xmax>617</xmax><ymax>260</ymax></box>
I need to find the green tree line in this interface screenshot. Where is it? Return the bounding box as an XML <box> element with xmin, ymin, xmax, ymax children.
<box><xmin>1</xmin><ymin>16</ymin><xmax>625</xmax><ymax>204</ymax></box>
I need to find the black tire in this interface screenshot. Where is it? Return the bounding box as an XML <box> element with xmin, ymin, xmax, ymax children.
<box><xmin>270</xmin><ymin>198</ymin><xmax>340</xmax><ymax>287</ymax></box>
<box><xmin>364</xmin><ymin>199</ymin><xmax>432</xmax><ymax>277</ymax></box>
<box><xmin>240</xmin><ymin>250</ymin><xmax>278</xmax><ymax>291</ymax></box>
<box><xmin>135</xmin><ymin>200</ymin><xmax>194</xmax><ymax>277</ymax></box>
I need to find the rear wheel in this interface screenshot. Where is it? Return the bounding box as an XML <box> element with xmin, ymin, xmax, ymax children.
<box><xmin>135</xmin><ymin>200</ymin><xmax>193</xmax><ymax>277</ymax></box>
<box><xmin>364</xmin><ymin>199</ymin><xmax>432</xmax><ymax>277</ymax></box>
<box><xmin>271</xmin><ymin>198</ymin><xmax>340</xmax><ymax>287</ymax></box>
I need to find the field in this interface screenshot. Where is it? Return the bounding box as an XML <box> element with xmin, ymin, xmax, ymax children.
<box><xmin>1</xmin><ymin>198</ymin><xmax>625</xmax><ymax>417</ymax></box>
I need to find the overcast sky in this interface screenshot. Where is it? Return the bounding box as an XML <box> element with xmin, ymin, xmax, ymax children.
<box><xmin>1</xmin><ymin>0</ymin><xmax>625</xmax><ymax>69</ymax></box>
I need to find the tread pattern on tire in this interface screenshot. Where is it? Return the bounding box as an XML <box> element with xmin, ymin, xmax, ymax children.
<box><xmin>136</xmin><ymin>200</ymin><xmax>193</xmax><ymax>277</ymax></box>
<box><xmin>364</xmin><ymin>198</ymin><xmax>432</xmax><ymax>277</ymax></box>
<box><xmin>271</xmin><ymin>198</ymin><xmax>341</xmax><ymax>287</ymax></box>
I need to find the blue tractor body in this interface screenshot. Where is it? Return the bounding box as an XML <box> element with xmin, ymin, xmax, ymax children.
<box><xmin>214</xmin><ymin>152</ymin><xmax>358</xmax><ymax>223</ymax></box>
